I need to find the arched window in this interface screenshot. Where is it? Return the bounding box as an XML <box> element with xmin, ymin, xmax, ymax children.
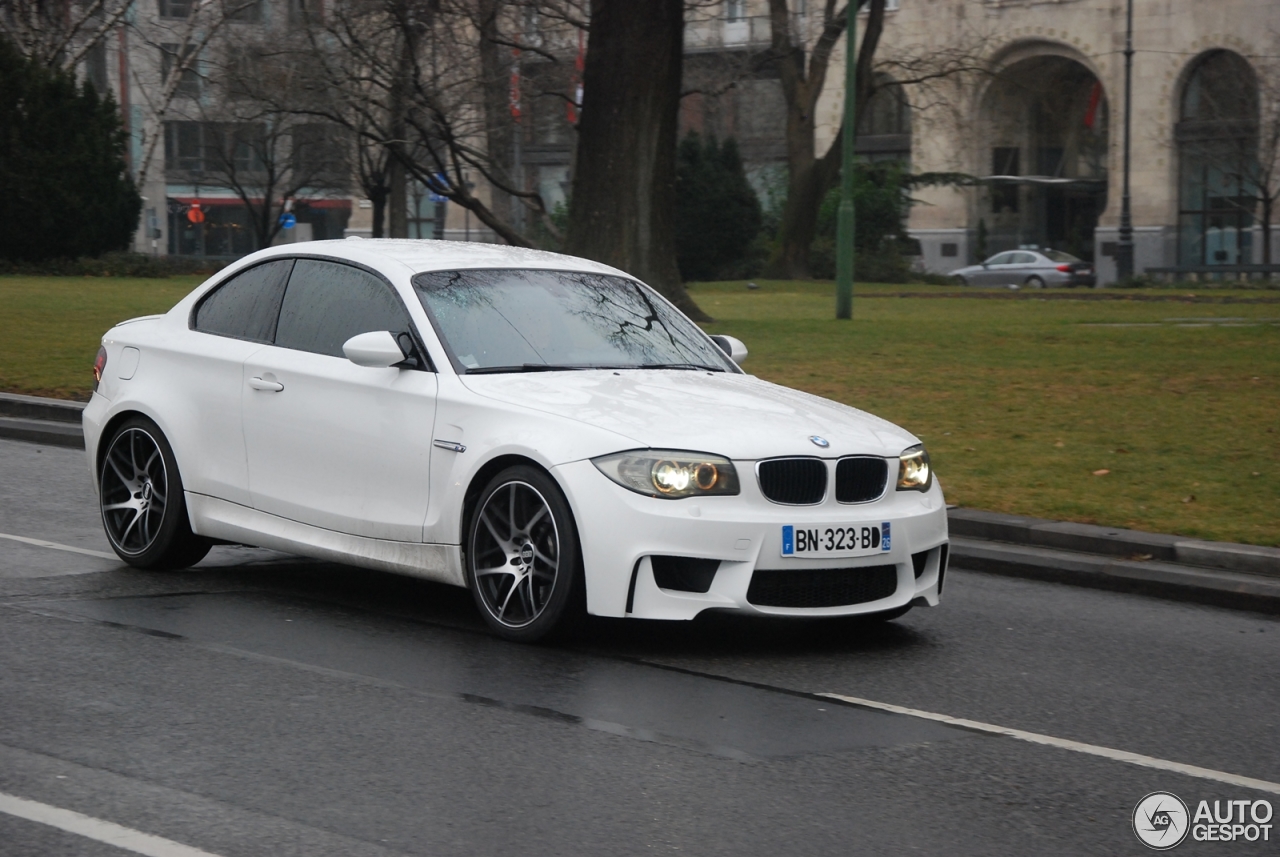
<box><xmin>1177</xmin><ymin>50</ymin><xmax>1259</xmax><ymax>266</ymax></box>
<box><xmin>856</xmin><ymin>77</ymin><xmax>911</xmax><ymax>164</ymax></box>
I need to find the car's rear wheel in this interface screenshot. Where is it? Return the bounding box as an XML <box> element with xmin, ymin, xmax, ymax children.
<box><xmin>1025</xmin><ymin>275</ymin><xmax>1046</xmax><ymax>289</ymax></box>
<box><xmin>466</xmin><ymin>466</ymin><xmax>584</xmax><ymax>643</ymax></box>
<box><xmin>99</xmin><ymin>416</ymin><xmax>211</xmax><ymax>569</ymax></box>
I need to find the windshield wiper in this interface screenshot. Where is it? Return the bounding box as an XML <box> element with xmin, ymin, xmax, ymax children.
<box><xmin>638</xmin><ymin>362</ymin><xmax>726</xmax><ymax>372</ymax></box>
<box><xmin>466</xmin><ymin>363</ymin><xmax>597</xmax><ymax>374</ymax></box>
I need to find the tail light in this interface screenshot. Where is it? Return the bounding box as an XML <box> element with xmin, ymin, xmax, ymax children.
<box><xmin>92</xmin><ymin>346</ymin><xmax>107</xmax><ymax>391</ymax></box>
<box><xmin>1055</xmin><ymin>264</ymin><xmax>1073</xmax><ymax>273</ymax></box>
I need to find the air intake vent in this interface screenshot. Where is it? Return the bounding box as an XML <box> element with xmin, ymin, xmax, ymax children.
<box><xmin>757</xmin><ymin>458</ymin><xmax>827</xmax><ymax>505</ymax></box>
<box><xmin>835</xmin><ymin>457</ymin><xmax>888</xmax><ymax>503</ymax></box>
<box><xmin>650</xmin><ymin>556</ymin><xmax>720</xmax><ymax>593</ymax></box>
<box><xmin>747</xmin><ymin>564</ymin><xmax>898</xmax><ymax>608</ymax></box>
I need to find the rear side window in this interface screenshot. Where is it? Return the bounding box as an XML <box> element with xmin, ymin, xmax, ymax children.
<box><xmin>193</xmin><ymin>260</ymin><xmax>293</xmax><ymax>342</ymax></box>
<box><xmin>274</xmin><ymin>259</ymin><xmax>413</xmax><ymax>358</ymax></box>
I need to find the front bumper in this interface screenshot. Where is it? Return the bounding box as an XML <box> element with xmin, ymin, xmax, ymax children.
<box><xmin>554</xmin><ymin>458</ymin><xmax>949</xmax><ymax>620</ymax></box>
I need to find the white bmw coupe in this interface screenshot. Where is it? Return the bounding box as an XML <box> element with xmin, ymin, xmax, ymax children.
<box><xmin>84</xmin><ymin>240</ymin><xmax>949</xmax><ymax>641</ymax></box>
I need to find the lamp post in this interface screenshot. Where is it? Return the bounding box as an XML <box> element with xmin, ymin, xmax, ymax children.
<box><xmin>835</xmin><ymin>5</ymin><xmax>856</xmax><ymax>319</ymax></box>
<box><xmin>1115</xmin><ymin>0</ymin><xmax>1135</xmax><ymax>281</ymax></box>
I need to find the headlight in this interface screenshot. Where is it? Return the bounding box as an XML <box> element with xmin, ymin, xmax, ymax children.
<box><xmin>592</xmin><ymin>450</ymin><xmax>740</xmax><ymax>499</ymax></box>
<box><xmin>897</xmin><ymin>444</ymin><xmax>932</xmax><ymax>491</ymax></box>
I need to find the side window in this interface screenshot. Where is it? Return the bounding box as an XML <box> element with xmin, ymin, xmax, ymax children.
<box><xmin>1013</xmin><ymin>252</ymin><xmax>1037</xmax><ymax>265</ymax></box>
<box><xmin>987</xmin><ymin>252</ymin><xmax>1014</xmax><ymax>265</ymax></box>
<box><xmin>274</xmin><ymin>259</ymin><xmax>413</xmax><ymax>358</ymax></box>
<box><xmin>193</xmin><ymin>259</ymin><xmax>293</xmax><ymax>342</ymax></box>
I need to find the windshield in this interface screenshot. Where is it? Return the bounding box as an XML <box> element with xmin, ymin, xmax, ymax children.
<box><xmin>1042</xmin><ymin>249</ymin><xmax>1082</xmax><ymax>263</ymax></box>
<box><xmin>412</xmin><ymin>268</ymin><xmax>736</xmax><ymax>374</ymax></box>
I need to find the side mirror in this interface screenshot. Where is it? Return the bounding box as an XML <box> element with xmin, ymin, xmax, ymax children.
<box><xmin>710</xmin><ymin>334</ymin><xmax>748</xmax><ymax>365</ymax></box>
<box><xmin>343</xmin><ymin>330</ymin><xmax>405</xmax><ymax>367</ymax></box>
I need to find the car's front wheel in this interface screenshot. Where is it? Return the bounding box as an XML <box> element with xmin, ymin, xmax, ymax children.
<box><xmin>99</xmin><ymin>416</ymin><xmax>211</xmax><ymax>569</ymax></box>
<box><xmin>466</xmin><ymin>466</ymin><xmax>584</xmax><ymax>643</ymax></box>
<box><xmin>952</xmin><ymin>275</ymin><xmax>967</xmax><ymax>286</ymax></box>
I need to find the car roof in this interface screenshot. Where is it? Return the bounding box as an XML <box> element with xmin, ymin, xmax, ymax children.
<box><xmin>239</xmin><ymin>239</ymin><xmax>633</xmax><ymax>280</ymax></box>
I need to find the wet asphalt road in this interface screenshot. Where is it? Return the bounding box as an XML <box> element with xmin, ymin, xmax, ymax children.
<box><xmin>0</xmin><ymin>437</ymin><xmax>1277</xmax><ymax>856</ymax></box>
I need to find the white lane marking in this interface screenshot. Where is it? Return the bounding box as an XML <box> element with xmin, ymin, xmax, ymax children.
<box><xmin>0</xmin><ymin>791</ymin><xmax>223</xmax><ymax>857</ymax></box>
<box><xmin>820</xmin><ymin>693</ymin><xmax>1280</xmax><ymax>796</ymax></box>
<box><xmin>0</xmin><ymin>532</ymin><xmax>116</xmax><ymax>561</ymax></box>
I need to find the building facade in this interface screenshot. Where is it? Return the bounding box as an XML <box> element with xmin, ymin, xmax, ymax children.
<box><xmin>812</xmin><ymin>0</ymin><xmax>1279</xmax><ymax>281</ymax></box>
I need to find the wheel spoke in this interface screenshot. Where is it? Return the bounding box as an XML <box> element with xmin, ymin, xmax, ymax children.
<box><xmin>521</xmin><ymin>504</ymin><xmax>548</xmax><ymax>532</ymax></box>
<box><xmin>118</xmin><ymin>507</ymin><xmax>143</xmax><ymax>547</ymax></box>
<box><xmin>102</xmin><ymin>501</ymin><xmax>137</xmax><ymax>512</ymax></box>
<box><xmin>507</xmin><ymin>485</ymin><xmax>517</xmax><ymax>540</ymax></box>
<box><xmin>475</xmin><ymin>564</ymin><xmax>517</xmax><ymax>579</ymax></box>
<box><xmin>481</xmin><ymin>512</ymin><xmax>509</xmax><ymax>551</ymax></box>
<box><xmin>497</xmin><ymin>573</ymin><xmax>522</xmax><ymax>619</ymax></box>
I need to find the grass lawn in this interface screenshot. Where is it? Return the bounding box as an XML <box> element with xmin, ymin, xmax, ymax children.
<box><xmin>693</xmin><ymin>279</ymin><xmax>1280</xmax><ymax>547</ymax></box>
<box><xmin>0</xmin><ymin>275</ymin><xmax>204</xmax><ymax>399</ymax></box>
<box><xmin>2</xmin><ymin>273</ymin><xmax>1277</xmax><ymax>545</ymax></box>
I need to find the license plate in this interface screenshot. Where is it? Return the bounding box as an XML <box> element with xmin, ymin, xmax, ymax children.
<box><xmin>781</xmin><ymin>522</ymin><xmax>892</xmax><ymax>557</ymax></box>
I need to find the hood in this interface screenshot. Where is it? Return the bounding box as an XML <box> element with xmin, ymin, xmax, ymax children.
<box><xmin>460</xmin><ymin>370</ymin><xmax>918</xmax><ymax>461</ymax></box>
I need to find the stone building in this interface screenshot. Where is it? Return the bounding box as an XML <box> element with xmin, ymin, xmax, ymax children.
<box><xmin>810</xmin><ymin>0</ymin><xmax>1279</xmax><ymax>282</ymax></box>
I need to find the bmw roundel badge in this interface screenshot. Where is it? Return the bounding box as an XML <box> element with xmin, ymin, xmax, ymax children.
<box><xmin>809</xmin><ymin>435</ymin><xmax>830</xmax><ymax>448</ymax></box>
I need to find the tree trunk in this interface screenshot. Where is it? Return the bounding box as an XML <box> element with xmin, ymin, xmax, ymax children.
<box><xmin>564</xmin><ymin>0</ymin><xmax>706</xmax><ymax>321</ymax></box>
<box><xmin>766</xmin><ymin>0</ymin><xmax>885</xmax><ymax>279</ymax></box>
<box><xmin>370</xmin><ymin>185</ymin><xmax>388</xmax><ymax>238</ymax></box>
<box><xmin>478</xmin><ymin>0</ymin><xmax>515</xmax><ymax>228</ymax></box>
<box><xmin>1263</xmin><ymin>194</ymin><xmax>1273</xmax><ymax>266</ymax></box>
<box><xmin>388</xmin><ymin>156</ymin><xmax>407</xmax><ymax>238</ymax></box>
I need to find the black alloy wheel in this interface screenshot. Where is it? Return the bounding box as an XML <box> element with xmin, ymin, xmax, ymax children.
<box><xmin>466</xmin><ymin>465</ymin><xmax>584</xmax><ymax>642</ymax></box>
<box><xmin>1026</xmin><ymin>275</ymin><xmax>1046</xmax><ymax>289</ymax></box>
<box><xmin>99</xmin><ymin>416</ymin><xmax>211</xmax><ymax>569</ymax></box>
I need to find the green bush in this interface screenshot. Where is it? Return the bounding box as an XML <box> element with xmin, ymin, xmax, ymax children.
<box><xmin>675</xmin><ymin>133</ymin><xmax>763</xmax><ymax>281</ymax></box>
<box><xmin>808</xmin><ymin>162</ymin><xmax>917</xmax><ymax>282</ymax></box>
<box><xmin>0</xmin><ymin>252</ymin><xmax>225</xmax><ymax>278</ymax></box>
<box><xmin>0</xmin><ymin>37</ymin><xmax>141</xmax><ymax>262</ymax></box>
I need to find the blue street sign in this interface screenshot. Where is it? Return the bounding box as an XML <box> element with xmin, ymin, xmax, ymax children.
<box><xmin>427</xmin><ymin>174</ymin><xmax>449</xmax><ymax>203</ymax></box>
<box><xmin>279</xmin><ymin>212</ymin><xmax>297</xmax><ymax>229</ymax></box>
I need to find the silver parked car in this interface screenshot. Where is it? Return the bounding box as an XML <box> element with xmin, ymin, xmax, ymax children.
<box><xmin>949</xmin><ymin>248</ymin><xmax>1096</xmax><ymax>288</ymax></box>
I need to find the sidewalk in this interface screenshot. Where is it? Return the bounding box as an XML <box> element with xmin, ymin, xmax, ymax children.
<box><xmin>3</xmin><ymin>391</ymin><xmax>1276</xmax><ymax>613</ymax></box>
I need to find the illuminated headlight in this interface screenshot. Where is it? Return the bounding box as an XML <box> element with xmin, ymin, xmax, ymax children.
<box><xmin>592</xmin><ymin>450</ymin><xmax>740</xmax><ymax>499</ymax></box>
<box><xmin>896</xmin><ymin>444</ymin><xmax>932</xmax><ymax>491</ymax></box>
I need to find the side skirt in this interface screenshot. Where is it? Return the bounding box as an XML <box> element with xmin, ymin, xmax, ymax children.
<box><xmin>186</xmin><ymin>493</ymin><xmax>466</xmax><ymax>588</ymax></box>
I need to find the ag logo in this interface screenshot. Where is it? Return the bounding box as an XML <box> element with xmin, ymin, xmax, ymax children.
<box><xmin>1133</xmin><ymin>792</ymin><xmax>1190</xmax><ymax>850</ymax></box>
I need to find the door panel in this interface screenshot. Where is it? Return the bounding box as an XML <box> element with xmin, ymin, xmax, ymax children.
<box><xmin>167</xmin><ymin>259</ymin><xmax>293</xmax><ymax>505</ymax></box>
<box><xmin>242</xmin><ymin>347</ymin><xmax>437</xmax><ymax>541</ymax></box>
<box><xmin>240</xmin><ymin>258</ymin><xmax>437</xmax><ymax>542</ymax></box>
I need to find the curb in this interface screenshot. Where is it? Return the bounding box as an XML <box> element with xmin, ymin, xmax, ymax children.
<box><xmin>947</xmin><ymin>508</ymin><xmax>1280</xmax><ymax>578</ymax></box>
<box><xmin>950</xmin><ymin>538</ymin><xmax>1280</xmax><ymax>615</ymax></box>
<box><xmin>1</xmin><ymin>393</ymin><xmax>1276</xmax><ymax>613</ymax></box>
<box><xmin>0</xmin><ymin>393</ymin><xmax>86</xmax><ymax>449</ymax></box>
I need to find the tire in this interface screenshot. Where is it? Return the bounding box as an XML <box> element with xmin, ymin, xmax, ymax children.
<box><xmin>952</xmin><ymin>275</ymin><xmax>968</xmax><ymax>287</ymax></box>
<box><xmin>99</xmin><ymin>415</ymin><xmax>211</xmax><ymax>569</ymax></box>
<box><xmin>466</xmin><ymin>465</ymin><xmax>585</xmax><ymax>643</ymax></box>
<box><xmin>1025</xmin><ymin>275</ymin><xmax>1045</xmax><ymax>289</ymax></box>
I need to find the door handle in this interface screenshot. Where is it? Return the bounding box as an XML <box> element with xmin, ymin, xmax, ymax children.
<box><xmin>248</xmin><ymin>376</ymin><xmax>284</xmax><ymax>392</ymax></box>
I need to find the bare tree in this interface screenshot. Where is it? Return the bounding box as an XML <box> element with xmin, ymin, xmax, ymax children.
<box><xmin>128</xmin><ymin>0</ymin><xmax>259</xmax><ymax>188</ymax></box>
<box><xmin>277</xmin><ymin>0</ymin><xmax>576</xmax><ymax>245</ymax></box>
<box><xmin>0</xmin><ymin>0</ymin><xmax>133</xmax><ymax>70</ymax></box>
<box><xmin>763</xmin><ymin>0</ymin><xmax>992</xmax><ymax>278</ymax></box>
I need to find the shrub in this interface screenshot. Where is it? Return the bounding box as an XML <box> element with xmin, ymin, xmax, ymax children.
<box><xmin>0</xmin><ymin>37</ymin><xmax>141</xmax><ymax>262</ymax></box>
<box><xmin>810</xmin><ymin>162</ymin><xmax>915</xmax><ymax>282</ymax></box>
<box><xmin>675</xmin><ymin>133</ymin><xmax>763</xmax><ymax>281</ymax></box>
